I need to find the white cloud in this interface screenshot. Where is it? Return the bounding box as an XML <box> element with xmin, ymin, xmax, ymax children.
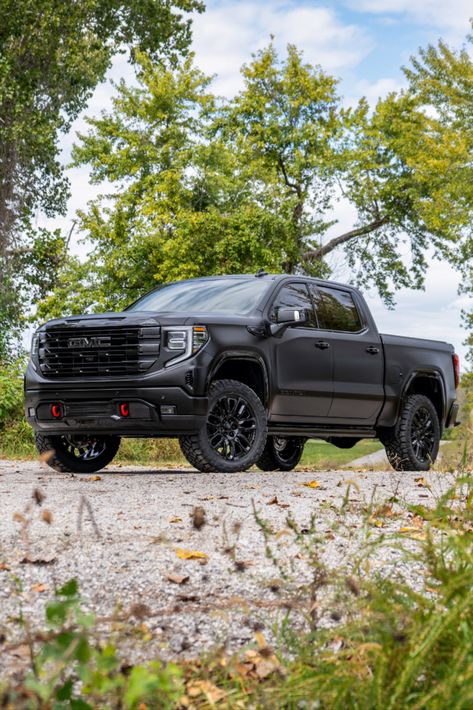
<box><xmin>346</xmin><ymin>0</ymin><xmax>472</xmax><ymax>40</ymax></box>
<box><xmin>191</xmin><ymin>1</ymin><xmax>373</xmax><ymax>96</ymax></box>
<box><xmin>366</xmin><ymin>259</ymin><xmax>470</xmax><ymax>366</ymax></box>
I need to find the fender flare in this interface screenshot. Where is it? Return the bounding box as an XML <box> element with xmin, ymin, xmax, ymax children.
<box><xmin>206</xmin><ymin>351</ymin><xmax>270</xmax><ymax>405</ymax></box>
<box><xmin>399</xmin><ymin>369</ymin><xmax>447</xmax><ymax>422</ymax></box>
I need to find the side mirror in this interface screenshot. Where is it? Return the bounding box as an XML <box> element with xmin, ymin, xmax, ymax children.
<box><xmin>270</xmin><ymin>308</ymin><xmax>308</xmax><ymax>336</ymax></box>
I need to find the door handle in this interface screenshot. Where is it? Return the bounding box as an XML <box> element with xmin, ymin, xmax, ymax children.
<box><xmin>315</xmin><ymin>341</ymin><xmax>330</xmax><ymax>349</ymax></box>
<box><xmin>366</xmin><ymin>346</ymin><xmax>380</xmax><ymax>354</ymax></box>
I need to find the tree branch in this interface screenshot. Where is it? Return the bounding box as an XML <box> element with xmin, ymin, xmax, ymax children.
<box><xmin>277</xmin><ymin>154</ymin><xmax>301</xmax><ymax>197</ymax></box>
<box><xmin>303</xmin><ymin>216</ymin><xmax>389</xmax><ymax>262</ymax></box>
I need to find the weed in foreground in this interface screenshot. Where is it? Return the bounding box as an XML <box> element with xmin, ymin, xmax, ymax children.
<box><xmin>1</xmin><ymin>476</ymin><xmax>473</xmax><ymax>709</ymax></box>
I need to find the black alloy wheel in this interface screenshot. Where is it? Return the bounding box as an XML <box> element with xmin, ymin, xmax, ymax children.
<box><xmin>410</xmin><ymin>407</ymin><xmax>436</xmax><ymax>463</ymax></box>
<box><xmin>207</xmin><ymin>393</ymin><xmax>257</xmax><ymax>462</ymax></box>
<box><xmin>257</xmin><ymin>436</ymin><xmax>305</xmax><ymax>471</ymax></box>
<box><xmin>179</xmin><ymin>379</ymin><xmax>267</xmax><ymax>473</ymax></box>
<box><xmin>380</xmin><ymin>394</ymin><xmax>440</xmax><ymax>471</ymax></box>
<box><xmin>35</xmin><ymin>433</ymin><xmax>120</xmax><ymax>473</ymax></box>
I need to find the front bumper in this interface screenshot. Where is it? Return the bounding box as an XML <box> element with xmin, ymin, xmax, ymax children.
<box><xmin>25</xmin><ymin>385</ymin><xmax>208</xmax><ymax>436</ymax></box>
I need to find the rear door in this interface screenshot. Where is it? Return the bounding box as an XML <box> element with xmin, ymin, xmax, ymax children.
<box><xmin>268</xmin><ymin>282</ymin><xmax>333</xmax><ymax>421</ymax></box>
<box><xmin>309</xmin><ymin>285</ymin><xmax>384</xmax><ymax>423</ymax></box>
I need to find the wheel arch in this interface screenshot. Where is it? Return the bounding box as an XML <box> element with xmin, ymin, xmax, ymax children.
<box><xmin>207</xmin><ymin>352</ymin><xmax>269</xmax><ymax>406</ymax></box>
<box><xmin>401</xmin><ymin>370</ymin><xmax>446</xmax><ymax>425</ymax></box>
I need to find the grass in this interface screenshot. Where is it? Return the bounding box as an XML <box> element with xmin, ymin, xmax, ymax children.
<box><xmin>300</xmin><ymin>439</ymin><xmax>383</xmax><ymax>468</ymax></box>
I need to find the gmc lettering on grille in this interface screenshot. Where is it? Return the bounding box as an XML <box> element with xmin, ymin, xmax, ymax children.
<box><xmin>68</xmin><ymin>336</ymin><xmax>112</xmax><ymax>349</ymax></box>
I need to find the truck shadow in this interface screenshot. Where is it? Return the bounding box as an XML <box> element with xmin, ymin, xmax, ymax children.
<box><xmin>99</xmin><ymin>468</ymin><xmax>199</xmax><ymax>476</ymax></box>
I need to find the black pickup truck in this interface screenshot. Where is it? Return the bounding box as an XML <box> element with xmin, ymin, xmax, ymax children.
<box><xmin>25</xmin><ymin>273</ymin><xmax>460</xmax><ymax>474</ymax></box>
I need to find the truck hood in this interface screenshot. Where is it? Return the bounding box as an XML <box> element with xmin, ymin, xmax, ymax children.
<box><xmin>38</xmin><ymin>310</ymin><xmax>261</xmax><ymax>331</ymax></box>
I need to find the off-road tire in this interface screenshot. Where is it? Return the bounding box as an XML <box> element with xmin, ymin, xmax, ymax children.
<box><xmin>35</xmin><ymin>433</ymin><xmax>120</xmax><ymax>474</ymax></box>
<box><xmin>179</xmin><ymin>379</ymin><xmax>267</xmax><ymax>473</ymax></box>
<box><xmin>380</xmin><ymin>394</ymin><xmax>440</xmax><ymax>472</ymax></box>
<box><xmin>257</xmin><ymin>436</ymin><xmax>305</xmax><ymax>471</ymax></box>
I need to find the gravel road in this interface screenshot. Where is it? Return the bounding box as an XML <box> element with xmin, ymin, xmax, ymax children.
<box><xmin>0</xmin><ymin>459</ymin><xmax>455</xmax><ymax>675</ymax></box>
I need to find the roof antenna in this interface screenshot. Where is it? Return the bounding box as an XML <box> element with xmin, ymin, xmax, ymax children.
<box><xmin>255</xmin><ymin>268</ymin><xmax>268</xmax><ymax>278</ymax></box>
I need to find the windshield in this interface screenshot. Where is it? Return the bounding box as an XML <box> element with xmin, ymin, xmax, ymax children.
<box><xmin>127</xmin><ymin>278</ymin><xmax>272</xmax><ymax>315</ymax></box>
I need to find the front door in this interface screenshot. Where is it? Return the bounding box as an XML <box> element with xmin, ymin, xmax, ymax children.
<box><xmin>268</xmin><ymin>282</ymin><xmax>333</xmax><ymax>422</ymax></box>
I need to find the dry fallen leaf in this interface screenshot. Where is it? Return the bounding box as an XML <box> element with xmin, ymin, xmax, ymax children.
<box><xmin>369</xmin><ymin>517</ymin><xmax>385</xmax><ymax>528</ymax></box>
<box><xmin>32</xmin><ymin>488</ymin><xmax>45</xmax><ymax>506</ymax></box>
<box><xmin>41</xmin><ymin>510</ymin><xmax>53</xmax><ymax>525</ymax></box>
<box><xmin>301</xmin><ymin>480</ymin><xmax>320</xmax><ymax>489</ymax></box>
<box><xmin>267</xmin><ymin>496</ymin><xmax>278</xmax><ymax>505</ymax></box>
<box><xmin>414</xmin><ymin>476</ymin><xmax>429</xmax><ymax>488</ymax></box>
<box><xmin>187</xmin><ymin>680</ymin><xmax>227</xmax><ymax>704</ymax></box>
<box><xmin>234</xmin><ymin>559</ymin><xmax>253</xmax><ymax>572</ymax></box>
<box><xmin>166</xmin><ymin>573</ymin><xmax>190</xmax><ymax>585</ymax></box>
<box><xmin>0</xmin><ymin>562</ymin><xmax>10</xmax><ymax>571</ymax></box>
<box><xmin>88</xmin><ymin>475</ymin><xmax>101</xmax><ymax>481</ymax></box>
<box><xmin>39</xmin><ymin>450</ymin><xmax>55</xmax><ymax>463</ymax></box>
<box><xmin>176</xmin><ymin>548</ymin><xmax>208</xmax><ymax>560</ymax></box>
<box><xmin>169</xmin><ymin>516</ymin><xmax>182</xmax><ymax>524</ymax></box>
<box><xmin>31</xmin><ymin>583</ymin><xmax>48</xmax><ymax>593</ymax></box>
<box><xmin>192</xmin><ymin>506</ymin><xmax>206</xmax><ymax>530</ymax></box>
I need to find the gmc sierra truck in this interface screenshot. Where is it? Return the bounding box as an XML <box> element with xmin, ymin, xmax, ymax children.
<box><xmin>25</xmin><ymin>272</ymin><xmax>460</xmax><ymax>474</ymax></box>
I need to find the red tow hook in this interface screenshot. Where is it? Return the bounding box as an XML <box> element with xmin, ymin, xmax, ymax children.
<box><xmin>51</xmin><ymin>403</ymin><xmax>62</xmax><ymax>419</ymax></box>
<box><xmin>119</xmin><ymin>402</ymin><xmax>129</xmax><ymax>417</ymax></box>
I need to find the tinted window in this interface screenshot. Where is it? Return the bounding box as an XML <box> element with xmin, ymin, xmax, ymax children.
<box><xmin>127</xmin><ymin>278</ymin><xmax>272</xmax><ymax>315</ymax></box>
<box><xmin>311</xmin><ymin>286</ymin><xmax>362</xmax><ymax>332</ymax></box>
<box><xmin>270</xmin><ymin>283</ymin><xmax>317</xmax><ymax>327</ymax></box>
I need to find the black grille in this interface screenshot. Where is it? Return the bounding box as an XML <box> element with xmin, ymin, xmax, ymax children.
<box><xmin>38</xmin><ymin>326</ymin><xmax>160</xmax><ymax>378</ymax></box>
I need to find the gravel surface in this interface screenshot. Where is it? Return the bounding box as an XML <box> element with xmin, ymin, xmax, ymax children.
<box><xmin>0</xmin><ymin>459</ymin><xmax>456</xmax><ymax>675</ymax></box>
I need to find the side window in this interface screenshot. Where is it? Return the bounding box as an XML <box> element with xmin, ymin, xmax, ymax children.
<box><xmin>270</xmin><ymin>283</ymin><xmax>317</xmax><ymax>327</ymax></box>
<box><xmin>311</xmin><ymin>286</ymin><xmax>363</xmax><ymax>332</ymax></box>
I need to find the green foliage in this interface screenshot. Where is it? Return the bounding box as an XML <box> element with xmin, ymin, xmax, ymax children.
<box><xmin>0</xmin><ymin>0</ymin><xmax>203</xmax><ymax>356</ymax></box>
<box><xmin>39</xmin><ymin>39</ymin><xmax>473</xmax><ymax>319</ymax></box>
<box><xmin>0</xmin><ymin>362</ymin><xmax>23</xmax><ymax>421</ymax></box>
<box><xmin>403</xmin><ymin>34</ymin><xmax>473</xmax><ymax>358</ymax></box>
<box><xmin>13</xmin><ymin>578</ymin><xmax>184</xmax><ymax>709</ymax></box>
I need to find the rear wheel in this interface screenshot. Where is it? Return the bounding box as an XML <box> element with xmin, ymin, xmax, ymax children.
<box><xmin>179</xmin><ymin>379</ymin><xmax>267</xmax><ymax>473</ymax></box>
<box><xmin>257</xmin><ymin>436</ymin><xmax>305</xmax><ymax>471</ymax></box>
<box><xmin>380</xmin><ymin>394</ymin><xmax>440</xmax><ymax>471</ymax></box>
<box><xmin>35</xmin><ymin>433</ymin><xmax>120</xmax><ymax>473</ymax></box>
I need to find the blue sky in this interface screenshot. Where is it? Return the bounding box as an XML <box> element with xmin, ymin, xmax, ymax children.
<box><xmin>43</xmin><ymin>0</ymin><xmax>473</xmax><ymax>364</ymax></box>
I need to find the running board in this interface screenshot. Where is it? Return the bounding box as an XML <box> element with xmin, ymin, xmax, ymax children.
<box><xmin>268</xmin><ymin>424</ymin><xmax>377</xmax><ymax>439</ymax></box>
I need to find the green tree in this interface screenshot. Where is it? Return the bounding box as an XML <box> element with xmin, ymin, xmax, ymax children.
<box><xmin>40</xmin><ymin>42</ymin><xmax>473</xmax><ymax>318</ymax></box>
<box><xmin>0</xmin><ymin>0</ymin><xmax>203</xmax><ymax>357</ymax></box>
<box><xmin>38</xmin><ymin>52</ymin><xmax>295</xmax><ymax>318</ymax></box>
<box><xmin>404</xmin><ymin>35</ymin><xmax>473</xmax><ymax>359</ymax></box>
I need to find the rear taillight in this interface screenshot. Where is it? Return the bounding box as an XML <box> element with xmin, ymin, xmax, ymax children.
<box><xmin>452</xmin><ymin>353</ymin><xmax>460</xmax><ymax>389</ymax></box>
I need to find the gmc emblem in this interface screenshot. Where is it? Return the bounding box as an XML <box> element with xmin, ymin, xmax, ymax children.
<box><xmin>68</xmin><ymin>336</ymin><xmax>112</xmax><ymax>349</ymax></box>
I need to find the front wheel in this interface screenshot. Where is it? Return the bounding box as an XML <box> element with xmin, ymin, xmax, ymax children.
<box><xmin>179</xmin><ymin>379</ymin><xmax>267</xmax><ymax>473</ymax></box>
<box><xmin>380</xmin><ymin>394</ymin><xmax>440</xmax><ymax>471</ymax></box>
<box><xmin>257</xmin><ymin>436</ymin><xmax>305</xmax><ymax>471</ymax></box>
<box><xmin>35</xmin><ymin>433</ymin><xmax>120</xmax><ymax>473</ymax></box>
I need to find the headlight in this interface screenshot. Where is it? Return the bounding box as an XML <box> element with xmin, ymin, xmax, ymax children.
<box><xmin>166</xmin><ymin>330</ymin><xmax>188</xmax><ymax>350</ymax></box>
<box><xmin>31</xmin><ymin>333</ymin><xmax>40</xmax><ymax>356</ymax></box>
<box><xmin>163</xmin><ymin>326</ymin><xmax>209</xmax><ymax>367</ymax></box>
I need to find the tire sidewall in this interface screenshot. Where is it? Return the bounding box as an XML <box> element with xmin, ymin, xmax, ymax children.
<box><xmin>403</xmin><ymin>396</ymin><xmax>440</xmax><ymax>470</ymax></box>
<box><xmin>36</xmin><ymin>434</ymin><xmax>120</xmax><ymax>474</ymax></box>
<box><xmin>260</xmin><ymin>436</ymin><xmax>305</xmax><ymax>471</ymax></box>
<box><xmin>196</xmin><ymin>379</ymin><xmax>267</xmax><ymax>473</ymax></box>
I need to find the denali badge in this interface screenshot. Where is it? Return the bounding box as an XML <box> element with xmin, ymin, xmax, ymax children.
<box><xmin>68</xmin><ymin>336</ymin><xmax>112</xmax><ymax>349</ymax></box>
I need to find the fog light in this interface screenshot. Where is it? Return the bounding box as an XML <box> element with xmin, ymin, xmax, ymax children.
<box><xmin>160</xmin><ymin>405</ymin><xmax>176</xmax><ymax>415</ymax></box>
<box><xmin>51</xmin><ymin>403</ymin><xmax>62</xmax><ymax>419</ymax></box>
<box><xmin>119</xmin><ymin>402</ymin><xmax>129</xmax><ymax>417</ymax></box>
